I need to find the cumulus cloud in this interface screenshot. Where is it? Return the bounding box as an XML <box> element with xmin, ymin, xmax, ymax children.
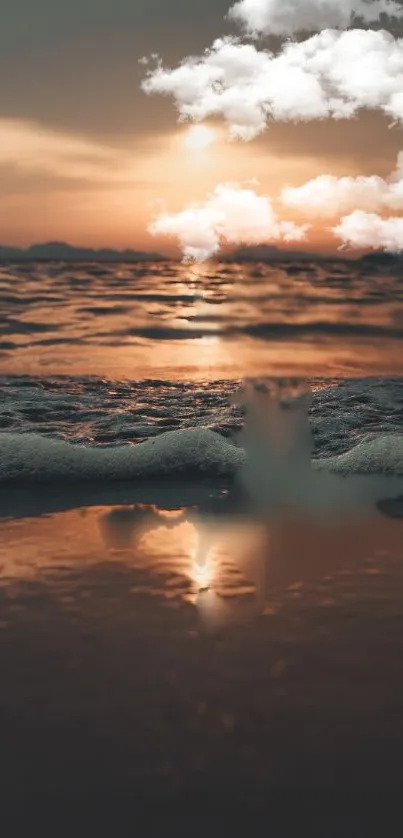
<box><xmin>148</xmin><ymin>183</ymin><xmax>310</xmax><ymax>261</ymax></box>
<box><xmin>332</xmin><ymin>210</ymin><xmax>403</xmax><ymax>249</ymax></box>
<box><xmin>227</xmin><ymin>0</ymin><xmax>403</xmax><ymax>36</ymax></box>
<box><xmin>141</xmin><ymin>29</ymin><xmax>403</xmax><ymax>140</ymax></box>
<box><xmin>281</xmin><ymin>172</ymin><xmax>403</xmax><ymax>216</ymax></box>
<box><xmin>280</xmin><ymin>156</ymin><xmax>403</xmax><ymax>250</ymax></box>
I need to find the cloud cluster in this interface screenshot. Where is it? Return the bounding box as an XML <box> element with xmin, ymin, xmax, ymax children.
<box><xmin>279</xmin><ymin>152</ymin><xmax>403</xmax><ymax>250</ymax></box>
<box><xmin>148</xmin><ymin>183</ymin><xmax>310</xmax><ymax>261</ymax></box>
<box><xmin>281</xmin><ymin>167</ymin><xmax>403</xmax><ymax>216</ymax></box>
<box><xmin>333</xmin><ymin>210</ymin><xmax>403</xmax><ymax>250</ymax></box>
<box><xmin>228</xmin><ymin>0</ymin><xmax>403</xmax><ymax>36</ymax></box>
<box><xmin>150</xmin><ymin>172</ymin><xmax>403</xmax><ymax>256</ymax></box>
<box><xmin>142</xmin><ymin>29</ymin><xmax>403</xmax><ymax>141</ymax></box>
<box><xmin>142</xmin><ymin>1</ymin><xmax>403</xmax><ymax>254</ymax></box>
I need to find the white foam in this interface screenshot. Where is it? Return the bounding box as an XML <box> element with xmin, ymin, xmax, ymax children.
<box><xmin>316</xmin><ymin>433</ymin><xmax>403</xmax><ymax>475</ymax></box>
<box><xmin>0</xmin><ymin>428</ymin><xmax>245</xmax><ymax>484</ymax></box>
<box><xmin>2</xmin><ymin>415</ymin><xmax>403</xmax><ymax>517</ymax></box>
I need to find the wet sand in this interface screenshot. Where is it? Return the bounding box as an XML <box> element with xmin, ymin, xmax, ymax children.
<box><xmin>1</xmin><ymin>496</ymin><xmax>403</xmax><ymax>826</ymax></box>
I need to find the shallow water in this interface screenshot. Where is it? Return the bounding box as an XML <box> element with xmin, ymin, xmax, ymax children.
<box><xmin>1</xmin><ymin>374</ymin><xmax>403</xmax><ymax>458</ymax></box>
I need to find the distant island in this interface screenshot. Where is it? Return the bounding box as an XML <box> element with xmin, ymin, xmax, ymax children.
<box><xmin>358</xmin><ymin>251</ymin><xmax>403</xmax><ymax>267</ymax></box>
<box><xmin>223</xmin><ymin>245</ymin><xmax>403</xmax><ymax>264</ymax></box>
<box><xmin>0</xmin><ymin>241</ymin><xmax>329</xmax><ymax>263</ymax></box>
<box><xmin>1</xmin><ymin>240</ymin><xmax>399</xmax><ymax>265</ymax></box>
<box><xmin>0</xmin><ymin>241</ymin><xmax>165</xmax><ymax>262</ymax></box>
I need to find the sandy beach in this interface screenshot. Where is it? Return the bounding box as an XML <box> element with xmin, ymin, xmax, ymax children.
<box><xmin>1</xmin><ymin>493</ymin><xmax>403</xmax><ymax>826</ymax></box>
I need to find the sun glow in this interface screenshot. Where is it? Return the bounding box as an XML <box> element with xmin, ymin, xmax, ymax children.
<box><xmin>193</xmin><ymin>558</ymin><xmax>214</xmax><ymax>591</ymax></box>
<box><xmin>184</xmin><ymin>125</ymin><xmax>216</xmax><ymax>151</ymax></box>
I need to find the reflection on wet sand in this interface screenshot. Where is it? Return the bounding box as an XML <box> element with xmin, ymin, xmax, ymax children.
<box><xmin>3</xmin><ymin>495</ymin><xmax>403</xmax><ymax>805</ymax></box>
<box><xmin>188</xmin><ymin>506</ymin><xmax>403</xmax><ymax>629</ymax></box>
<box><xmin>1</xmin><ymin>496</ymin><xmax>403</xmax><ymax>633</ymax></box>
<box><xmin>99</xmin><ymin>505</ymin><xmax>186</xmax><ymax>550</ymax></box>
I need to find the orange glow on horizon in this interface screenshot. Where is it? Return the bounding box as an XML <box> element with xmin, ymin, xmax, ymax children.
<box><xmin>0</xmin><ymin>117</ymin><xmax>368</xmax><ymax>253</ymax></box>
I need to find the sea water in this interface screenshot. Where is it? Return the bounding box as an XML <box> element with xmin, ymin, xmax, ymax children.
<box><xmin>2</xmin><ymin>259</ymin><xmax>403</xmax><ymax>803</ymax></box>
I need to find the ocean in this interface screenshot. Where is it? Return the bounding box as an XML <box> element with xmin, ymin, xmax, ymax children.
<box><xmin>1</xmin><ymin>256</ymin><xmax>403</xmax><ymax>451</ymax></box>
<box><xmin>2</xmin><ymin>258</ymin><xmax>403</xmax><ymax>813</ymax></box>
<box><xmin>1</xmin><ymin>257</ymin><xmax>403</xmax><ymax>381</ymax></box>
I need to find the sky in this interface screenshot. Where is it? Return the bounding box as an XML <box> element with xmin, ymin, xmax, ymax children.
<box><xmin>2</xmin><ymin>0</ymin><xmax>403</xmax><ymax>255</ymax></box>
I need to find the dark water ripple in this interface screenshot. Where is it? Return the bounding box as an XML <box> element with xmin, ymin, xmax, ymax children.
<box><xmin>1</xmin><ymin>375</ymin><xmax>403</xmax><ymax>456</ymax></box>
<box><xmin>1</xmin><ymin>260</ymin><xmax>403</xmax><ymax>451</ymax></box>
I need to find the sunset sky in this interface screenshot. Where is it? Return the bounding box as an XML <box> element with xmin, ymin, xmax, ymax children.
<box><xmin>2</xmin><ymin>0</ymin><xmax>403</xmax><ymax>255</ymax></box>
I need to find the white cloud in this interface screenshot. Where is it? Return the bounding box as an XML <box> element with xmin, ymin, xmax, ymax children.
<box><xmin>280</xmin><ymin>150</ymin><xmax>403</xmax><ymax>215</ymax></box>
<box><xmin>281</xmin><ymin>173</ymin><xmax>403</xmax><ymax>215</ymax></box>
<box><xmin>148</xmin><ymin>183</ymin><xmax>310</xmax><ymax>261</ymax></box>
<box><xmin>228</xmin><ymin>0</ymin><xmax>403</xmax><ymax>36</ymax></box>
<box><xmin>141</xmin><ymin>29</ymin><xmax>403</xmax><ymax>140</ymax></box>
<box><xmin>332</xmin><ymin>210</ymin><xmax>403</xmax><ymax>249</ymax></box>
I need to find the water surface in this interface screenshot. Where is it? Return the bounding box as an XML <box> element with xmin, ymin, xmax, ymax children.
<box><xmin>1</xmin><ymin>258</ymin><xmax>403</xmax><ymax>378</ymax></box>
<box><xmin>2</xmin><ymin>259</ymin><xmax>403</xmax><ymax>813</ymax></box>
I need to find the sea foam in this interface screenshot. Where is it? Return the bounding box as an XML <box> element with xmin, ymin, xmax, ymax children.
<box><xmin>1</xmin><ymin>385</ymin><xmax>403</xmax><ymax>508</ymax></box>
<box><xmin>0</xmin><ymin>428</ymin><xmax>245</xmax><ymax>484</ymax></box>
<box><xmin>1</xmin><ymin>426</ymin><xmax>403</xmax><ymax>482</ymax></box>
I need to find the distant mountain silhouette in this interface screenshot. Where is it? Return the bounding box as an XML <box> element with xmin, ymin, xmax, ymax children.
<box><xmin>222</xmin><ymin>244</ymin><xmax>328</xmax><ymax>262</ymax></box>
<box><xmin>359</xmin><ymin>251</ymin><xmax>403</xmax><ymax>267</ymax></box>
<box><xmin>0</xmin><ymin>241</ymin><xmax>165</xmax><ymax>262</ymax></box>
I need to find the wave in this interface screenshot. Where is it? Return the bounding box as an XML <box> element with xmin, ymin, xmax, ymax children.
<box><xmin>2</xmin><ymin>426</ymin><xmax>403</xmax><ymax>485</ymax></box>
<box><xmin>315</xmin><ymin>434</ymin><xmax>403</xmax><ymax>476</ymax></box>
<box><xmin>0</xmin><ymin>428</ymin><xmax>245</xmax><ymax>484</ymax></box>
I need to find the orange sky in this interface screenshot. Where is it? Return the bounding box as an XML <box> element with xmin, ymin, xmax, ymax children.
<box><xmin>1</xmin><ymin>112</ymin><xmax>401</xmax><ymax>255</ymax></box>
